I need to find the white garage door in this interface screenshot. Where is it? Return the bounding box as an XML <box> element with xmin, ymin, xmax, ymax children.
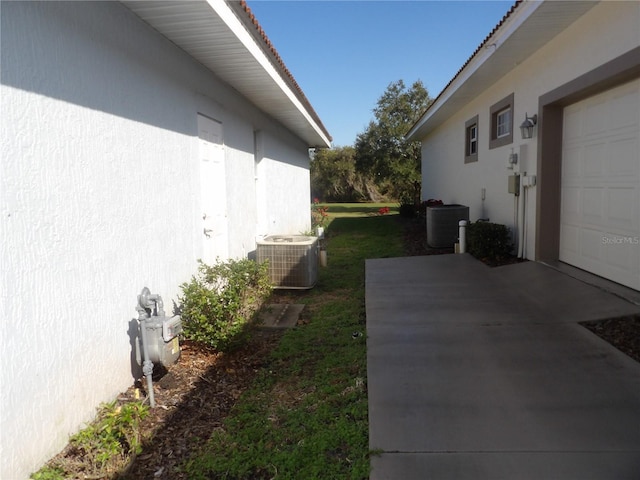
<box><xmin>560</xmin><ymin>78</ymin><xmax>640</xmax><ymax>291</ymax></box>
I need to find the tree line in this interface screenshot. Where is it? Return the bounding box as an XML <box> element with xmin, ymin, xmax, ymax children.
<box><xmin>311</xmin><ymin>79</ymin><xmax>432</xmax><ymax>203</ymax></box>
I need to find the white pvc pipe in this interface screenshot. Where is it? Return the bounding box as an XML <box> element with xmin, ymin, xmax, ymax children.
<box><xmin>517</xmin><ymin>175</ymin><xmax>525</xmax><ymax>258</ymax></box>
<box><xmin>458</xmin><ymin>220</ymin><xmax>467</xmax><ymax>254</ymax></box>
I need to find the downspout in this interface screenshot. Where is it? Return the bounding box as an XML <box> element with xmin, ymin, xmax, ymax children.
<box><xmin>517</xmin><ymin>172</ymin><xmax>526</xmax><ymax>258</ymax></box>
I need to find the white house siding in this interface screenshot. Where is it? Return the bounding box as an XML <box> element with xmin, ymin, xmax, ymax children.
<box><xmin>0</xmin><ymin>2</ymin><xmax>313</xmax><ymax>478</ymax></box>
<box><xmin>261</xmin><ymin>132</ymin><xmax>313</xmax><ymax>236</ymax></box>
<box><xmin>421</xmin><ymin>1</ymin><xmax>639</xmax><ymax>261</ymax></box>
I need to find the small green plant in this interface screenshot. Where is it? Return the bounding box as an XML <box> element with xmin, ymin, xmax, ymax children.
<box><xmin>179</xmin><ymin>258</ymin><xmax>272</xmax><ymax>351</ymax></box>
<box><xmin>467</xmin><ymin>221</ymin><xmax>513</xmax><ymax>262</ymax></box>
<box><xmin>30</xmin><ymin>466</ymin><xmax>65</xmax><ymax>480</ymax></box>
<box><xmin>70</xmin><ymin>401</ymin><xmax>149</xmax><ymax>468</ymax></box>
<box><xmin>31</xmin><ymin>401</ymin><xmax>149</xmax><ymax>479</ymax></box>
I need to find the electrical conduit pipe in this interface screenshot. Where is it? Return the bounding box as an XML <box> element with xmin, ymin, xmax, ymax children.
<box><xmin>517</xmin><ymin>173</ymin><xmax>526</xmax><ymax>258</ymax></box>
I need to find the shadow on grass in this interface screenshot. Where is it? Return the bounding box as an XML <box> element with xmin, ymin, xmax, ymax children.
<box><xmin>326</xmin><ymin>213</ymin><xmax>401</xmax><ymax>236</ymax></box>
<box><xmin>324</xmin><ymin>204</ymin><xmax>398</xmax><ymax>215</ymax></box>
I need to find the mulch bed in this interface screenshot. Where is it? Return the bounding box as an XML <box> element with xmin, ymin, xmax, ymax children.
<box><xmin>581</xmin><ymin>315</ymin><xmax>640</xmax><ymax>363</ymax></box>
<box><xmin>402</xmin><ymin>215</ymin><xmax>453</xmax><ymax>257</ymax></box>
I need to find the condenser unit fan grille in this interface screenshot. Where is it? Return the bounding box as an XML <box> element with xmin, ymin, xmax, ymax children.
<box><xmin>256</xmin><ymin>235</ymin><xmax>318</xmax><ymax>289</ymax></box>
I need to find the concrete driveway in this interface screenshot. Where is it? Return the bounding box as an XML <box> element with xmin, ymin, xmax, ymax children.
<box><xmin>366</xmin><ymin>254</ymin><xmax>640</xmax><ymax>479</ymax></box>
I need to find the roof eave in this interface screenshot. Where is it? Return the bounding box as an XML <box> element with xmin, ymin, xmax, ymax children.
<box><xmin>406</xmin><ymin>0</ymin><xmax>597</xmax><ymax>142</ymax></box>
<box><xmin>120</xmin><ymin>0</ymin><xmax>332</xmax><ymax>148</ymax></box>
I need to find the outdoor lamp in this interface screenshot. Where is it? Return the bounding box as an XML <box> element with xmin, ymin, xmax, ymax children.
<box><xmin>519</xmin><ymin>113</ymin><xmax>537</xmax><ymax>139</ymax></box>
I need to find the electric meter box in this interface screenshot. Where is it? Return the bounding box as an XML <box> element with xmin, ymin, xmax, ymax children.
<box><xmin>142</xmin><ymin>315</ymin><xmax>182</xmax><ymax>366</ymax></box>
<box><xmin>508</xmin><ymin>174</ymin><xmax>520</xmax><ymax>195</ymax></box>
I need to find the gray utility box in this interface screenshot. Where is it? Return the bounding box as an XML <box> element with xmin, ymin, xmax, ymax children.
<box><xmin>508</xmin><ymin>174</ymin><xmax>520</xmax><ymax>195</ymax></box>
<box><xmin>427</xmin><ymin>204</ymin><xmax>470</xmax><ymax>248</ymax></box>
<box><xmin>141</xmin><ymin>315</ymin><xmax>182</xmax><ymax>366</ymax></box>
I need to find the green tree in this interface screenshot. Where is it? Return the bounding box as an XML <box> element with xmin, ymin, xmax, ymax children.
<box><xmin>355</xmin><ymin>80</ymin><xmax>431</xmax><ymax>201</ymax></box>
<box><xmin>310</xmin><ymin>146</ymin><xmax>366</xmax><ymax>202</ymax></box>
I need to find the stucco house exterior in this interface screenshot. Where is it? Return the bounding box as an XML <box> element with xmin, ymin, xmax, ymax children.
<box><xmin>406</xmin><ymin>0</ymin><xmax>639</xmax><ymax>292</ymax></box>
<box><xmin>0</xmin><ymin>1</ymin><xmax>331</xmax><ymax>477</ymax></box>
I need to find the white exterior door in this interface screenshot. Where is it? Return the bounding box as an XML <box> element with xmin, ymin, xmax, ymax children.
<box><xmin>198</xmin><ymin>114</ymin><xmax>228</xmax><ymax>264</ymax></box>
<box><xmin>560</xmin><ymin>78</ymin><xmax>640</xmax><ymax>290</ymax></box>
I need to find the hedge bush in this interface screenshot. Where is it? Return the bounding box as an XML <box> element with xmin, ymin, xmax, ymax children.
<box><xmin>179</xmin><ymin>258</ymin><xmax>272</xmax><ymax>351</ymax></box>
<box><xmin>467</xmin><ymin>221</ymin><xmax>513</xmax><ymax>262</ymax></box>
<box><xmin>398</xmin><ymin>202</ymin><xmax>417</xmax><ymax>218</ymax></box>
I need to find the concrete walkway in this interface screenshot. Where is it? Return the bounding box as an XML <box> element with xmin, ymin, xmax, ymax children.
<box><xmin>366</xmin><ymin>255</ymin><xmax>640</xmax><ymax>480</ymax></box>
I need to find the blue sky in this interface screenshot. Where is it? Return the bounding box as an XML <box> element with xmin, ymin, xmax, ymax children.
<box><xmin>247</xmin><ymin>0</ymin><xmax>513</xmax><ymax>147</ymax></box>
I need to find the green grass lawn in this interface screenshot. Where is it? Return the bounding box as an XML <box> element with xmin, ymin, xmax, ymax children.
<box><xmin>183</xmin><ymin>203</ymin><xmax>403</xmax><ymax>479</ymax></box>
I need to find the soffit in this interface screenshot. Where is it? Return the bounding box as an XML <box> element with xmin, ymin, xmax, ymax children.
<box><xmin>406</xmin><ymin>1</ymin><xmax>598</xmax><ymax>141</ymax></box>
<box><xmin>120</xmin><ymin>0</ymin><xmax>332</xmax><ymax>148</ymax></box>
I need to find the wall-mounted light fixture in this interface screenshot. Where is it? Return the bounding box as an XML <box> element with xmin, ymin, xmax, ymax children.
<box><xmin>519</xmin><ymin>113</ymin><xmax>537</xmax><ymax>139</ymax></box>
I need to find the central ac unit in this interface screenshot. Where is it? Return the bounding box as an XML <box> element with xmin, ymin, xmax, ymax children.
<box><xmin>256</xmin><ymin>235</ymin><xmax>318</xmax><ymax>289</ymax></box>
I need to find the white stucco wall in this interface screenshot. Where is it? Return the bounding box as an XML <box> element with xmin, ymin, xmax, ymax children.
<box><xmin>261</xmin><ymin>133</ymin><xmax>313</xmax><ymax>236</ymax></box>
<box><xmin>421</xmin><ymin>1</ymin><xmax>639</xmax><ymax>259</ymax></box>
<box><xmin>0</xmin><ymin>2</ymin><xmax>312</xmax><ymax>478</ymax></box>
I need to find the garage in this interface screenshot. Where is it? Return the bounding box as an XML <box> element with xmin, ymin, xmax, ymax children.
<box><xmin>560</xmin><ymin>78</ymin><xmax>640</xmax><ymax>290</ymax></box>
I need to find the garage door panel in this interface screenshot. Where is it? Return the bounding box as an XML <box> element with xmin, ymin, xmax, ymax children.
<box><xmin>584</xmin><ymin>142</ymin><xmax>606</xmax><ymax>176</ymax></box>
<box><xmin>582</xmin><ymin>187</ymin><xmax>604</xmax><ymax>226</ymax></box>
<box><xmin>561</xmin><ymin>186</ymin><xmax>581</xmax><ymax>224</ymax></box>
<box><xmin>602</xmin><ymin>238</ymin><xmax>640</xmax><ymax>289</ymax></box>
<box><xmin>584</xmin><ymin>100</ymin><xmax>609</xmax><ymax>135</ymax></box>
<box><xmin>560</xmin><ymin>224</ymin><xmax>580</xmax><ymax>256</ymax></box>
<box><xmin>604</xmin><ymin>235</ymin><xmax>635</xmax><ymax>270</ymax></box>
<box><xmin>563</xmin><ymin>108</ymin><xmax>583</xmax><ymax>141</ymax></box>
<box><xmin>560</xmin><ymin>78</ymin><xmax>640</xmax><ymax>291</ymax></box>
<box><xmin>561</xmin><ymin>146</ymin><xmax>582</xmax><ymax>179</ymax></box>
<box><xmin>607</xmin><ymin>187</ymin><xmax>637</xmax><ymax>230</ymax></box>
<box><xmin>581</xmin><ymin>228</ymin><xmax>604</xmax><ymax>263</ymax></box>
<box><xmin>608</xmin><ymin>137</ymin><xmax>639</xmax><ymax>176</ymax></box>
<box><xmin>610</xmin><ymin>84</ymin><xmax>640</xmax><ymax>130</ymax></box>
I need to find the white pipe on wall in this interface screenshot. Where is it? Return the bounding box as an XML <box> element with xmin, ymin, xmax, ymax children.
<box><xmin>517</xmin><ymin>173</ymin><xmax>526</xmax><ymax>258</ymax></box>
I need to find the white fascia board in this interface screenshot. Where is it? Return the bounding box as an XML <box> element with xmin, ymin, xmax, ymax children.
<box><xmin>207</xmin><ymin>0</ymin><xmax>331</xmax><ymax>147</ymax></box>
<box><xmin>406</xmin><ymin>0</ymin><xmax>542</xmax><ymax>141</ymax></box>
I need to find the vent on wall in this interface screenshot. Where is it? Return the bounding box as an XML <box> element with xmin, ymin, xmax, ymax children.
<box><xmin>256</xmin><ymin>235</ymin><xmax>318</xmax><ymax>289</ymax></box>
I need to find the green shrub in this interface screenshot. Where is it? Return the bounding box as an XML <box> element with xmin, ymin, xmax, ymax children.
<box><xmin>398</xmin><ymin>202</ymin><xmax>417</xmax><ymax>218</ymax></box>
<box><xmin>467</xmin><ymin>221</ymin><xmax>513</xmax><ymax>261</ymax></box>
<box><xmin>179</xmin><ymin>258</ymin><xmax>272</xmax><ymax>351</ymax></box>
